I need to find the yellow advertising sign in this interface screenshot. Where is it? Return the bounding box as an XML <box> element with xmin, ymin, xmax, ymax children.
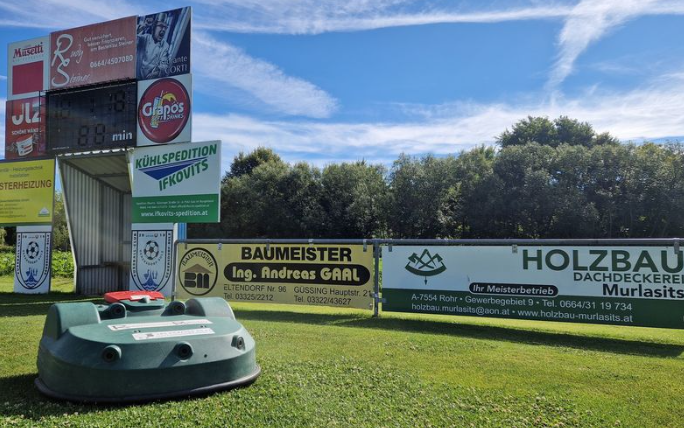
<box><xmin>176</xmin><ymin>243</ymin><xmax>375</xmax><ymax>310</ymax></box>
<box><xmin>0</xmin><ymin>159</ymin><xmax>55</xmax><ymax>225</ymax></box>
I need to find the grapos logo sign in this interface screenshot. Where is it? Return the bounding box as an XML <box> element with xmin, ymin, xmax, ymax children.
<box><xmin>405</xmin><ymin>249</ymin><xmax>447</xmax><ymax>284</ymax></box>
<box><xmin>131</xmin><ymin>230</ymin><xmax>172</xmax><ymax>292</ymax></box>
<box><xmin>178</xmin><ymin>248</ymin><xmax>217</xmax><ymax>296</ymax></box>
<box><xmin>15</xmin><ymin>233</ymin><xmax>51</xmax><ymax>290</ymax></box>
<box><xmin>138</xmin><ymin>77</ymin><xmax>190</xmax><ymax>143</ymax></box>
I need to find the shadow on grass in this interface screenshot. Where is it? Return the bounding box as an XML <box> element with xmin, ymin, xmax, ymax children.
<box><xmin>0</xmin><ymin>373</ymin><xmax>249</xmax><ymax>418</ymax></box>
<box><xmin>0</xmin><ymin>292</ymin><xmax>99</xmax><ymax>317</ymax></box>
<box><xmin>234</xmin><ymin>308</ymin><xmax>684</xmax><ymax>358</ymax></box>
<box><xmin>0</xmin><ymin>373</ymin><xmax>103</xmax><ymax>419</ymax></box>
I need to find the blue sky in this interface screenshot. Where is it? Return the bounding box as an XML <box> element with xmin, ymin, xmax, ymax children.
<box><xmin>1</xmin><ymin>0</ymin><xmax>684</xmax><ymax>171</ymax></box>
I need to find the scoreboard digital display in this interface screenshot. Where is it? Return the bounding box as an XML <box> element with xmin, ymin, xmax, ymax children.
<box><xmin>46</xmin><ymin>81</ymin><xmax>137</xmax><ymax>153</ymax></box>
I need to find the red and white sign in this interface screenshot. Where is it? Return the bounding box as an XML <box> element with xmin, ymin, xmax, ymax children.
<box><xmin>7</xmin><ymin>37</ymin><xmax>49</xmax><ymax>100</ymax></box>
<box><xmin>137</xmin><ymin>74</ymin><xmax>192</xmax><ymax>146</ymax></box>
<box><xmin>5</xmin><ymin>98</ymin><xmax>46</xmax><ymax>159</ymax></box>
<box><xmin>49</xmin><ymin>16</ymin><xmax>137</xmax><ymax>90</ymax></box>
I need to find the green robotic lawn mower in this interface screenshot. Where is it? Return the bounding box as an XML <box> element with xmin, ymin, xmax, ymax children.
<box><xmin>35</xmin><ymin>291</ymin><xmax>260</xmax><ymax>403</ymax></box>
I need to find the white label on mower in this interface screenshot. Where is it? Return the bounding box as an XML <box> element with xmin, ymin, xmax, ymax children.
<box><xmin>132</xmin><ymin>327</ymin><xmax>215</xmax><ymax>341</ymax></box>
<box><xmin>109</xmin><ymin>319</ymin><xmax>212</xmax><ymax>331</ymax></box>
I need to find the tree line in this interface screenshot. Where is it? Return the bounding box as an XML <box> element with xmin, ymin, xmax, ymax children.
<box><xmin>190</xmin><ymin>116</ymin><xmax>684</xmax><ymax>240</ymax></box>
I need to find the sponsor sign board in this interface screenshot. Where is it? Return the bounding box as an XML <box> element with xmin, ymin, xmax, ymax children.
<box><xmin>7</xmin><ymin>37</ymin><xmax>49</xmax><ymax>100</ymax></box>
<box><xmin>383</xmin><ymin>246</ymin><xmax>684</xmax><ymax>329</ymax></box>
<box><xmin>137</xmin><ymin>74</ymin><xmax>192</xmax><ymax>146</ymax></box>
<box><xmin>130</xmin><ymin>223</ymin><xmax>174</xmax><ymax>296</ymax></box>
<box><xmin>0</xmin><ymin>159</ymin><xmax>55</xmax><ymax>226</ymax></box>
<box><xmin>14</xmin><ymin>225</ymin><xmax>52</xmax><ymax>294</ymax></box>
<box><xmin>175</xmin><ymin>243</ymin><xmax>375</xmax><ymax>310</ymax></box>
<box><xmin>5</xmin><ymin>97</ymin><xmax>46</xmax><ymax>159</ymax></box>
<box><xmin>49</xmin><ymin>16</ymin><xmax>136</xmax><ymax>90</ymax></box>
<box><xmin>136</xmin><ymin>7</ymin><xmax>191</xmax><ymax>80</ymax></box>
<box><xmin>130</xmin><ymin>140</ymin><xmax>220</xmax><ymax>223</ymax></box>
<box><xmin>46</xmin><ymin>81</ymin><xmax>137</xmax><ymax>153</ymax></box>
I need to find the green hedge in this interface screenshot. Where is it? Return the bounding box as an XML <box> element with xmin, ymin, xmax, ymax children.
<box><xmin>0</xmin><ymin>250</ymin><xmax>74</xmax><ymax>278</ymax></box>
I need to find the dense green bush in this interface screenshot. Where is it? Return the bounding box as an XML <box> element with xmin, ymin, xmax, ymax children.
<box><xmin>0</xmin><ymin>250</ymin><xmax>73</xmax><ymax>278</ymax></box>
<box><xmin>52</xmin><ymin>251</ymin><xmax>74</xmax><ymax>277</ymax></box>
<box><xmin>192</xmin><ymin>133</ymin><xmax>684</xmax><ymax>239</ymax></box>
<box><xmin>0</xmin><ymin>252</ymin><xmax>12</xmax><ymax>276</ymax></box>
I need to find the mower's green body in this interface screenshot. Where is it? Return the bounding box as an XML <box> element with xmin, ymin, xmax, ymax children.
<box><xmin>36</xmin><ymin>294</ymin><xmax>260</xmax><ymax>403</ymax></box>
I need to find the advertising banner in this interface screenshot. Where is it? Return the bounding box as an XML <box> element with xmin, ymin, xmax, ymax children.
<box><xmin>137</xmin><ymin>7</ymin><xmax>191</xmax><ymax>80</ymax></box>
<box><xmin>14</xmin><ymin>225</ymin><xmax>52</xmax><ymax>294</ymax></box>
<box><xmin>137</xmin><ymin>74</ymin><xmax>192</xmax><ymax>146</ymax></box>
<box><xmin>0</xmin><ymin>159</ymin><xmax>55</xmax><ymax>226</ymax></box>
<box><xmin>5</xmin><ymin>97</ymin><xmax>46</xmax><ymax>159</ymax></box>
<box><xmin>130</xmin><ymin>223</ymin><xmax>174</xmax><ymax>296</ymax></box>
<box><xmin>49</xmin><ymin>16</ymin><xmax>136</xmax><ymax>90</ymax></box>
<box><xmin>7</xmin><ymin>37</ymin><xmax>49</xmax><ymax>100</ymax></box>
<box><xmin>176</xmin><ymin>243</ymin><xmax>375</xmax><ymax>310</ymax></box>
<box><xmin>383</xmin><ymin>245</ymin><xmax>684</xmax><ymax>329</ymax></box>
<box><xmin>130</xmin><ymin>140</ymin><xmax>220</xmax><ymax>223</ymax></box>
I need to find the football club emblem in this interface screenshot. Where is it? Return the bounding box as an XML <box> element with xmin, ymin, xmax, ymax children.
<box><xmin>131</xmin><ymin>230</ymin><xmax>173</xmax><ymax>292</ymax></box>
<box><xmin>15</xmin><ymin>232</ymin><xmax>51</xmax><ymax>290</ymax></box>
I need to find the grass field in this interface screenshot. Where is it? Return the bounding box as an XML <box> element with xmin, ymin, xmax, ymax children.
<box><xmin>2</xmin><ymin>276</ymin><xmax>684</xmax><ymax>427</ymax></box>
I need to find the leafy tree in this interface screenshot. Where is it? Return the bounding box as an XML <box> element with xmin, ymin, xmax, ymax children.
<box><xmin>53</xmin><ymin>192</ymin><xmax>71</xmax><ymax>251</ymax></box>
<box><xmin>387</xmin><ymin>154</ymin><xmax>459</xmax><ymax>238</ymax></box>
<box><xmin>320</xmin><ymin>162</ymin><xmax>388</xmax><ymax>238</ymax></box>
<box><xmin>438</xmin><ymin>146</ymin><xmax>496</xmax><ymax>238</ymax></box>
<box><xmin>190</xmin><ymin>118</ymin><xmax>684</xmax><ymax>241</ymax></box>
<box><xmin>217</xmin><ymin>161</ymin><xmax>324</xmax><ymax>238</ymax></box>
<box><xmin>491</xmin><ymin>143</ymin><xmax>557</xmax><ymax>237</ymax></box>
<box><xmin>191</xmin><ymin>147</ymin><xmax>287</xmax><ymax>238</ymax></box>
<box><xmin>548</xmin><ymin>144</ymin><xmax>600</xmax><ymax>237</ymax></box>
<box><xmin>583</xmin><ymin>143</ymin><xmax>632</xmax><ymax>237</ymax></box>
<box><xmin>227</xmin><ymin>147</ymin><xmax>283</xmax><ymax>179</ymax></box>
<box><xmin>497</xmin><ymin>116</ymin><xmax>618</xmax><ymax>148</ymax></box>
<box><xmin>497</xmin><ymin>116</ymin><xmax>557</xmax><ymax>147</ymax></box>
<box><xmin>620</xmin><ymin>143</ymin><xmax>684</xmax><ymax>237</ymax></box>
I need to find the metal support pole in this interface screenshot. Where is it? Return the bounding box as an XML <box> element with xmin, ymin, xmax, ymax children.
<box><xmin>373</xmin><ymin>242</ymin><xmax>380</xmax><ymax>317</ymax></box>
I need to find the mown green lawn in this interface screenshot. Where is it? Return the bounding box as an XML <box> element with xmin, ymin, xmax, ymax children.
<box><xmin>1</xmin><ymin>275</ymin><xmax>684</xmax><ymax>427</ymax></box>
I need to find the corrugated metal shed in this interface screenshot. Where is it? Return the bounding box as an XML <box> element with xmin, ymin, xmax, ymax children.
<box><xmin>58</xmin><ymin>151</ymin><xmax>131</xmax><ymax>295</ymax></box>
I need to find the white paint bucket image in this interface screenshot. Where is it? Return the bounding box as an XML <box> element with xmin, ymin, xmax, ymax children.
<box><xmin>16</xmin><ymin>135</ymin><xmax>34</xmax><ymax>156</ymax></box>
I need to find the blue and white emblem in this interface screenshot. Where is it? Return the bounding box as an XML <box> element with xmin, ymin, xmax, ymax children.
<box><xmin>131</xmin><ymin>229</ymin><xmax>173</xmax><ymax>292</ymax></box>
<box><xmin>15</xmin><ymin>231</ymin><xmax>51</xmax><ymax>292</ymax></box>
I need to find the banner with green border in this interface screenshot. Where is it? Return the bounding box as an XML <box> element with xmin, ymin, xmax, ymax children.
<box><xmin>132</xmin><ymin>194</ymin><xmax>218</xmax><ymax>223</ymax></box>
<box><xmin>383</xmin><ymin>245</ymin><xmax>684</xmax><ymax>329</ymax></box>
<box><xmin>130</xmin><ymin>141</ymin><xmax>221</xmax><ymax>223</ymax></box>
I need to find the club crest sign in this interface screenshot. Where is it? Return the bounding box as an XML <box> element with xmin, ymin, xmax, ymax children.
<box><xmin>14</xmin><ymin>230</ymin><xmax>51</xmax><ymax>293</ymax></box>
<box><xmin>131</xmin><ymin>229</ymin><xmax>173</xmax><ymax>292</ymax></box>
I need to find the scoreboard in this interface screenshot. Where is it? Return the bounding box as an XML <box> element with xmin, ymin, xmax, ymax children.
<box><xmin>6</xmin><ymin>8</ymin><xmax>192</xmax><ymax>158</ymax></box>
<box><xmin>46</xmin><ymin>82</ymin><xmax>137</xmax><ymax>153</ymax></box>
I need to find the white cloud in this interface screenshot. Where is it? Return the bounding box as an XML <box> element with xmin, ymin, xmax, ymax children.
<box><xmin>195</xmin><ymin>2</ymin><xmax>573</xmax><ymax>34</ymax></box>
<box><xmin>193</xmin><ymin>31</ymin><xmax>338</xmax><ymax>118</ymax></box>
<box><xmin>548</xmin><ymin>0</ymin><xmax>684</xmax><ymax>89</ymax></box>
<box><xmin>0</xmin><ymin>0</ymin><xmax>141</xmax><ymax>28</ymax></box>
<box><xmin>0</xmin><ymin>75</ymin><xmax>6</xmax><ymax>80</ymax></box>
<box><xmin>196</xmin><ymin>71</ymin><xmax>684</xmax><ymax>170</ymax></box>
<box><xmin>0</xmin><ymin>1</ymin><xmax>338</xmax><ymax>119</ymax></box>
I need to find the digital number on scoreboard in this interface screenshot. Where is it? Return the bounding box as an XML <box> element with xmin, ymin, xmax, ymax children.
<box><xmin>46</xmin><ymin>81</ymin><xmax>137</xmax><ymax>153</ymax></box>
